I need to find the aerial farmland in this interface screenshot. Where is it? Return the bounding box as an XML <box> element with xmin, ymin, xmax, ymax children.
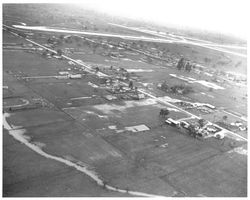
<box><xmin>2</xmin><ymin>3</ymin><xmax>247</xmax><ymax>197</ymax></box>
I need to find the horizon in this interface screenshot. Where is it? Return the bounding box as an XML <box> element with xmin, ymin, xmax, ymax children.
<box><xmin>74</xmin><ymin>0</ymin><xmax>248</xmax><ymax>40</ymax></box>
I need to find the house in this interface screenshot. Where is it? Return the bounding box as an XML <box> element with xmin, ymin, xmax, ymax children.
<box><xmin>166</xmin><ymin>118</ymin><xmax>180</xmax><ymax>126</ymax></box>
<box><xmin>59</xmin><ymin>71</ymin><xmax>70</xmax><ymax>75</ymax></box>
<box><xmin>56</xmin><ymin>75</ymin><xmax>68</xmax><ymax>79</ymax></box>
<box><xmin>203</xmin><ymin>104</ymin><xmax>215</xmax><ymax>109</ymax></box>
<box><xmin>214</xmin><ymin>132</ymin><xmax>225</xmax><ymax>139</ymax></box>
<box><xmin>69</xmin><ymin>74</ymin><xmax>82</xmax><ymax>79</ymax></box>
<box><xmin>180</xmin><ymin>121</ymin><xmax>190</xmax><ymax>129</ymax></box>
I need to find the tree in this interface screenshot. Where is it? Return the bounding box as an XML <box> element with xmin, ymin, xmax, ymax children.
<box><xmin>182</xmin><ymin>86</ymin><xmax>194</xmax><ymax>94</ymax></box>
<box><xmin>185</xmin><ymin>62</ymin><xmax>192</xmax><ymax>72</ymax></box>
<box><xmin>187</xmin><ymin>124</ymin><xmax>197</xmax><ymax>137</ymax></box>
<box><xmin>159</xmin><ymin>109</ymin><xmax>170</xmax><ymax>118</ymax></box>
<box><xmin>92</xmin><ymin>44</ymin><xmax>98</xmax><ymax>54</ymax></box>
<box><xmin>177</xmin><ymin>58</ymin><xmax>184</xmax><ymax>70</ymax></box>
<box><xmin>56</xmin><ymin>49</ymin><xmax>63</xmax><ymax>56</ymax></box>
<box><xmin>170</xmin><ymin>85</ymin><xmax>178</xmax><ymax>93</ymax></box>
<box><xmin>42</xmin><ymin>50</ymin><xmax>47</xmax><ymax>57</ymax></box>
<box><xmin>235</xmin><ymin>61</ymin><xmax>242</xmax><ymax>68</ymax></box>
<box><xmin>198</xmin><ymin>119</ymin><xmax>206</xmax><ymax>127</ymax></box>
<box><xmin>59</xmin><ymin>35</ymin><xmax>64</xmax><ymax>40</ymax></box>
<box><xmin>161</xmin><ymin>81</ymin><xmax>169</xmax><ymax>91</ymax></box>
<box><xmin>47</xmin><ymin>38</ymin><xmax>54</xmax><ymax>44</ymax></box>
<box><xmin>95</xmin><ymin>66</ymin><xmax>100</xmax><ymax>73</ymax></box>
<box><xmin>134</xmin><ymin>87</ymin><xmax>138</xmax><ymax>94</ymax></box>
<box><xmin>222</xmin><ymin>115</ymin><xmax>228</xmax><ymax>121</ymax></box>
<box><xmin>209</xmin><ymin>87</ymin><xmax>213</xmax><ymax>92</ymax></box>
<box><xmin>74</xmin><ymin>36</ymin><xmax>80</xmax><ymax>42</ymax></box>
<box><xmin>18</xmin><ymin>32</ymin><xmax>27</xmax><ymax>38</ymax></box>
<box><xmin>125</xmin><ymin>73</ymin><xmax>130</xmax><ymax>79</ymax></box>
<box><xmin>129</xmin><ymin>80</ymin><xmax>133</xmax><ymax>89</ymax></box>
<box><xmin>204</xmin><ymin>57</ymin><xmax>211</xmax><ymax>63</ymax></box>
<box><xmin>147</xmin><ymin>57</ymin><xmax>153</xmax><ymax>64</ymax></box>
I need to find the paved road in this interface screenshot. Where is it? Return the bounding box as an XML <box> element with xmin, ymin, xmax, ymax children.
<box><xmin>10</xmin><ymin>24</ymin><xmax>247</xmax><ymax>58</ymax></box>
<box><xmin>110</xmin><ymin>23</ymin><xmax>247</xmax><ymax>49</ymax></box>
<box><xmin>109</xmin><ymin>23</ymin><xmax>247</xmax><ymax>58</ymax></box>
<box><xmin>11</xmin><ymin>24</ymin><xmax>174</xmax><ymax>43</ymax></box>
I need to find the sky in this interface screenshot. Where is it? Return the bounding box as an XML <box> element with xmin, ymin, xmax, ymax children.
<box><xmin>76</xmin><ymin>0</ymin><xmax>248</xmax><ymax>39</ymax></box>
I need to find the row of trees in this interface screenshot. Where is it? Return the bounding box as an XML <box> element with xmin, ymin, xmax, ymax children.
<box><xmin>176</xmin><ymin>58</ymin><xmax>193</xmax><ymax>72</ymax></box>
<box><xmin>160</xmin><ymin>82</ymin><xmax>194</xmax><ymax>95</ymax></box>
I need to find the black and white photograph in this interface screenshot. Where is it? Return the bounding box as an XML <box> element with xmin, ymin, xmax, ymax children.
<box><xmin>1</xmin><ymin>0</ymin><xmax>248</xmax><ymax>197</ymax></box>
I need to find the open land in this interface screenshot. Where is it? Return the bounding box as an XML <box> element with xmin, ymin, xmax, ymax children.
<box><xmin>2</xmin><ymin>4</ymin><xmax>247</xmax><ymax>197</ymax></box>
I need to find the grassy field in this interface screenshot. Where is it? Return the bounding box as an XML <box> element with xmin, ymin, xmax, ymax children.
<box><xmin>3</xmin><ymin>130</ymin><xmax>132</xmax><ymax>197</ymax></box>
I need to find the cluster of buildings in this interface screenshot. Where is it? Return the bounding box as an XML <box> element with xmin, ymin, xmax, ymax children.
<box><xmin>230</xmin><ymin>121</ymin><xmax>247</xmax><ymax>131</ymax></box>
<box><xmin>57</xmin><ymin>71</ymin><xmax>82</xmax><ymax>79</ymax></box>
<box><xmin>165</xmin><ymin>117</ymin><xmax>224</xmax><ymax>139</ymax></box>
<box><xmin>102</xmin><ymin>78</ymin><xmax>145</xmax><ymax>100</ymax></box>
